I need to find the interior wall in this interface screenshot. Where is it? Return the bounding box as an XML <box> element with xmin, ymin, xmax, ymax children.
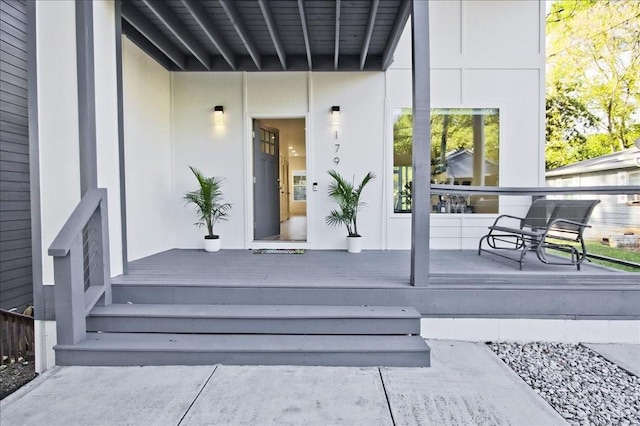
<box><xmin>386</xmin><ymin>0</ymin><xmax>545</xmax><ymax>250</ymax></box>
<box><xmin>122</xmin><ymin>38</ymin><xmax>173</xmax><ymax>260</ymax></box>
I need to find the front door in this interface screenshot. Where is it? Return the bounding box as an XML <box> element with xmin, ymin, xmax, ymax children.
<box><xmin>253</xmin><ymin>120</ymin><xmax>280</xmax><ymax>239</ymax></box>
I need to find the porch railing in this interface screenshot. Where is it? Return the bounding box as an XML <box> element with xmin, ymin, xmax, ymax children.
<box><xmin>1</xmin><ymin>309</ymin><xmax>34</xmax><ymax>363</ymax></box>
<box><xmin>430</xmin><ymin>184</ymin><xmax>640</xmax><ymax>270</ymax></box>
<box><xmin>48</xmin><ymin>188</ymin><xmax>112</xmax><ymax>345</ymax></box>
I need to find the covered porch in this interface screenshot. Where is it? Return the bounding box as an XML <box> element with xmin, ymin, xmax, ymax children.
<box><xmin>30</xmin><ymin>1</ymin><xmax>639</xmax><ymax>370</ymax></box>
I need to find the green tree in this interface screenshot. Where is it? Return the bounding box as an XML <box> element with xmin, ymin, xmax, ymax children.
<box><xmin>545</xmin><ymin>83</ymin><xmax>599</xmax><ymax>169</ymax></box>
<box><xmin>546</xmin><ymin>0</ymin><xmax>640</xmax><ymax>164</ymax></box>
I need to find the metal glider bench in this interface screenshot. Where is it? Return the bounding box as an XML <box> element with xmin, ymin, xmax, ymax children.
<box><xmin>478</xmin><ymin>199</ymin><xmax>601</xmax><ymax>270</ymax></box>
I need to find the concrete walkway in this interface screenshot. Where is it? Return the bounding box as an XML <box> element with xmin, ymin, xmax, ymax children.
<box><xmin>1</xmin><ymin>340</ymin><xmax>568</xmax><ymax>426</ymax></box>
<box><xmin>585</xmin><ymin>343</ymin><xmax>640</xmax><ymax>377</ymax></box>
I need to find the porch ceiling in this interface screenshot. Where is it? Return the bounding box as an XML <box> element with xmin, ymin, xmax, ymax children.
<box><xmin>121</xmin><ymin>0</ymin><xmax>410</xmax><ymax>72</ymax></box>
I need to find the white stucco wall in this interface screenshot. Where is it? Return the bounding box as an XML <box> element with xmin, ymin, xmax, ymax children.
<box><xmin>171</xmin><ymin>72</ymin><xmax>244</xmax><ymax>250</ymax></box>
<box><xmin>35</xmin><ymin>0</ymin><xmax>81</xmax><ymax>285</ymax></box>
<box><xmin>386</xmin><ymin>0</ymin><xmax>546</xmax><ymax>249</ymax></box>
<box><xmin>94</xmin><ymin>0</ymin><xmax>123</xmax><ymax>275</ymax></box>
<box><xmin>123</xmin><ymin>0</ymin><xmax>546</xmax><ymax>252</ymax></box>
<box><xmin>310</xmin><ymin>72</ymin><xmax>386</xmax><ymax>249</ymax></box>
<box><xmin>36</xmin><ymin>0</ymin><xmax>126</xmax><ymax>281</ymax></box>
<box><xmin>122</xmin><ymin>38</ymin><xmax>173</xmax><ymax>260</ymax></box>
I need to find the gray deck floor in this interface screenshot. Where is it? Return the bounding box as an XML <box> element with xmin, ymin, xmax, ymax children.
<box><xmin>112</xmin><ymin>249</ymin><xmax>627</xmax><ymax>288</ymax></box>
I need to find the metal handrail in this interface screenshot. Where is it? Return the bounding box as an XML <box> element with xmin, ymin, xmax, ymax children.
<box><xmin>48</xmin><ymin>188</ymin><xmax>112</xmax><ymax>345</ymax></box>
<box><xmin>49</xmin><ymin>189</ymin><xmax>104</xmax><ymax>256</ymax></box>
<box><xmin>429</xmin><ymin>184</ymin><xmax>640</xmax><ymax>270</ymax></box>
<box><xmin>430</xmin><ymin>184</ymin><xmax>640</xmax><ymax>196</ymax></box>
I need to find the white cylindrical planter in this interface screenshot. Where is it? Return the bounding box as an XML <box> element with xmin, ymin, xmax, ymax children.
<box><xmin>204</xmin><ymin>237</ymin><xmax>221</xmax><ymax>252</ymax></box>
<box><xmin>347</xmin><ymin>235</ymin><xmax>362</xmax><ymax>253</ymax></box>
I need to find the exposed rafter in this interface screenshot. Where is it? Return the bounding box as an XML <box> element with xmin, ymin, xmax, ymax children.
<box><xmin>181</xmin><ymin>0</ymin><xmax>235</xmax><ymax>70</ymax></box>
<box><xmin>219</xmin><ymin>0</ymin><xmax>261</xmax><ymax>70</ymax></box>
<box><xmin>121</xmin><ymin>2</ymin><xmax>185</xmax><ymax>70</ymax></box>
<box><xmin>141</xmin><ymin>0</ymin><xmax>210</xmax><ymax>70</ymax></box>
<box><xmin>297</xmin><ymin>0</ymin><xmax>312</xmax><ymax>70</ymax></box>
<box><xmin>360</xmin><ymin>0</ymin><xmax>380</xmax><ymax>70</ymax></box>
<box><xmin>258</xmin><ymin>0</ymin><xmax>287</xmax><ymax>70</ymax></box>
<box><xmin>382</xmin><ymin>0</ymin><xmax>411</xmax><ymax>70</ymax></box>
<box><xmin>334</xmin><ymin>0</ymin><xmax>341</xmax><ymax>70</ymax></box>
<box><xmin>121</xmin><ymin>0</ymin><xmax>409</xmax><ymax>73</ymax></box>
<box><xmin>122</xmin><ymin>21</ymin><xmax>175</xmax><ymax>70</ymax></box>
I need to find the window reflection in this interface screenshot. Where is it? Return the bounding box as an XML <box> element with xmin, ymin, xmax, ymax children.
<box><xmin>393</xmin><ymin>108</ymin><xmax>500</xmax><ymax>213</ymax></box>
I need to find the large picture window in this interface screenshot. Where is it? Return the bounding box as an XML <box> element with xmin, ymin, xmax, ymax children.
<box><xmin>393</xmin><ymin>108</ymin><xmax>500</xmax><ymax>213</ymax></box>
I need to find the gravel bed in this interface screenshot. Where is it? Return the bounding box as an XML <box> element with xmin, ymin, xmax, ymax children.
<box><xmin>488</xmin><ymin>342</ymin><xmax>640</xmax><ymax>426</ymax></box>
<box><xmin>0</xmin><ymin>360</ymin><xmax>36</xmax><ymax>400</ymax></box>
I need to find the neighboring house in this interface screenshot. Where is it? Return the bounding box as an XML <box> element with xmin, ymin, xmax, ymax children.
<box><xmin>0</xmin><ymin>0</ymin><xmax>31</xmax><ymax>312</ymax></box>
<box><xmin>546</xmin><ymin>148</ymin><xmax>640</xmax><ymax>242</ymax></box>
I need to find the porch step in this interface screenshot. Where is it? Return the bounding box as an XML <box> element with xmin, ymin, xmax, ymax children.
<box><xmin>54</xmin><ymin>333</ymin><xmax>430</xmax><ymax>367</ymax></box>
<box><xmin>87</xmin><ymin>304</ymin><xmax>420</xmax><ymax>335</ymax></box>
<box><xmin>111</xmin><ymin>283</ymin><xmax>421</xmax><ymax>307</ymax></box>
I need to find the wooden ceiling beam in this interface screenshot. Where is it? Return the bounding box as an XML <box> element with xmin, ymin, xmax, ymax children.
<box><xmin>181</xmin><ymin>0</ymin><xmax>236</xmax><ymax>70</ymax></box>
<box><xmin>297</xmin><ymin>0</ymin><xmax>312</xmax><ymax>70</ymax></box>
<box><xmin>382</xmin><ymin>0</ymin><xmax>411</xmax><ymax>70</ymax></box>
<box><xmin>334</xmin><ymin>0</ymin><xmax>341</xmax><ymax>70</ymax></box>
<box><xmin>258</xmin><ymin>0</ymin><xmax>287</xmax><ymax>70</ymax></box>
<box><xmin>219</xmin><ymin>0</ymin><xmax>262</xmax><ymax>70</ymax></box>
<box><xmin>141</xmin><ymin>0</ymin><xmax>210</xmax><ymax>70</ymax></box>
<box><xmin>122</xmin><ymin>21</ymin><xmax>175</xmax><ymax>71</ymax></box>
<box><xmin>121</xmin><ymin>2</ymin><xmax>185</xmax><ymax>70</ymax></box>
<box><xmin>360</xmin><ymin>0</ymin><xmax>379</xmax><ymax>70</ymax></box>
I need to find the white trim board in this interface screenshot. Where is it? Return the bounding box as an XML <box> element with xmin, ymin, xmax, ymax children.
<box><xmin>421</xmin><ymin>318</ymin><xmax>640</xmax><ymax>344</ymax></box>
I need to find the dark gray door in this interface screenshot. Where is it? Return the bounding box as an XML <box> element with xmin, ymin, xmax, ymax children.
<box><xmin>253</xmin><ymin>120</ymin><xmax>280</xmax><ymax>239</ymax></box>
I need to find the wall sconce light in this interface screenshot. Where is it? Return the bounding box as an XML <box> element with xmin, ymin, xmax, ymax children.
<box><xmin>214</xmin><ymin>105</ymin><xmax>224</xmax><ymax>125</ymax></box>
<box><xmin>331</xmin><ymin>106</ymin><xmax>340</xmax><ymax>125</ymax></box>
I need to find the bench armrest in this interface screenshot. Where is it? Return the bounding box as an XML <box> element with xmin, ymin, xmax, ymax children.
<box><xmin>547</xmin><ymin>217</ymin><xmax>591</xmax><ymax>230</ymax></box>
<box><xmin>490</xmin><ymin>214</ymin><xmax>526</xmax><ymax>228</ymax></box>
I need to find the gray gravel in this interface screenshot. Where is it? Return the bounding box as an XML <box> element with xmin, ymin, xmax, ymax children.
<box><xmin>488</xmin><ymin>342</ymin><xmax>640</xmax><ymax>426</ymax></box>
<box><xmin>0</xmin><ymin>360</ymin><xmax>36</xmax><ymax>400</ymax></box>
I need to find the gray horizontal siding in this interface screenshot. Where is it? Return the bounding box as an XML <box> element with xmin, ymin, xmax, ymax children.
<box><xmin>0</xmin><ymin>227</ymin><xmax>30</xmax><ymax>242</ymax></box>
<box><xmin>0</xmin><ymin>131</ymin><xmax>28</xmax><ymax>147</ymax></box>
<box><xmin>0</xmin><ymin>0</ymin><xmax>31</xmax><ymax>310</ymax></box>
<box><xmin>2</xmin><ymin>273</ymin><xmax>31</xmax><ymax>291</ymax></box>
<box><xmin>0</xmin><ymin>236</ymin><xmax>30</xmax><ymax>250</ymax></box>
<box><xmin>0</xmin><ymin>218</ymin><xmax>30</xmax><ymax>231</ymax></box>
<box><xmin>0</xmin><ymin>264</ymin><xmax>32</xmax><ymax>281</ymax></box>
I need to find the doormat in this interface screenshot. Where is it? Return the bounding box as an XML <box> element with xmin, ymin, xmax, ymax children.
<box><xmin>253</xmin><ymin>249</ymin><xmax>306</xmax><ymax>254</ymax></box>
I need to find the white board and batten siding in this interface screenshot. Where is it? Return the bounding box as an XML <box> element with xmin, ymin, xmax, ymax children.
<box><xmin>120</xmin><ymin>0</ymin><xmax>546</xmax><ymax>257</ymax></box>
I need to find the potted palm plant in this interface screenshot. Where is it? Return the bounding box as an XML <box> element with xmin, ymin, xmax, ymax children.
<box><xmin>325</xmin><ymin>169</ymin><xmax>376</xmax><ymax>253</ymax></box>
<box><xmin>184</xmin><ymin>166</ymin><xmax>232</xmax><ymax>252</ymax></box>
